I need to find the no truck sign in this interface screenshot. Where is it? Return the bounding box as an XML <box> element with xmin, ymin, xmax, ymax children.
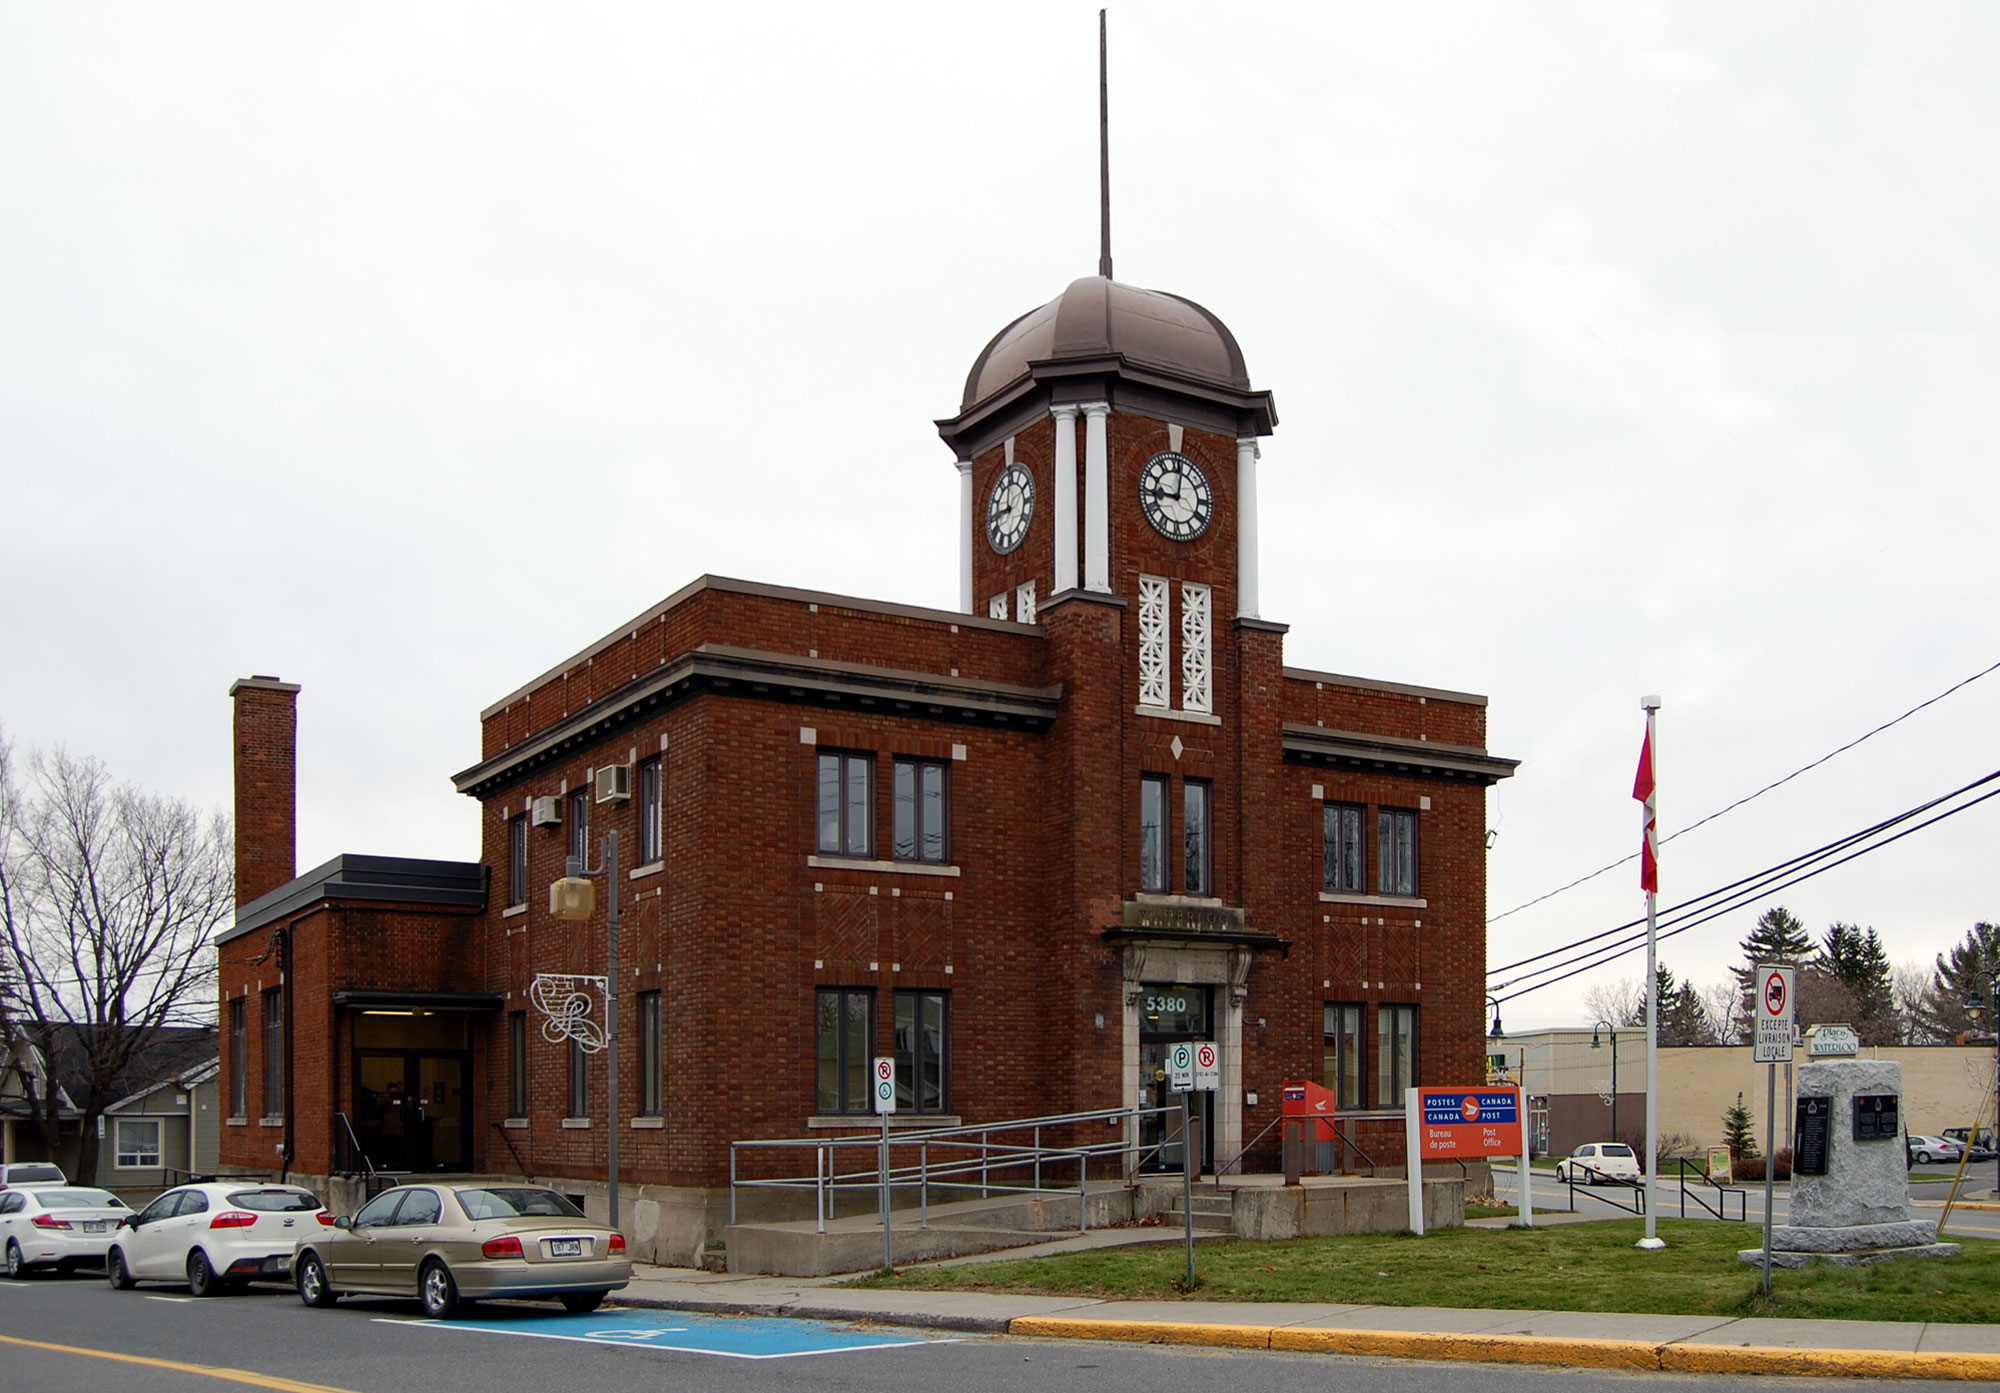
<box><xmin>1753</xmin><ymin>965</ymin><xmax>1796</xmax><ymax>1063</ymax></box>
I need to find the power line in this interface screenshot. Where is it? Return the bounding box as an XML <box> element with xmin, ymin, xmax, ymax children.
<box><xmin>1489</xmin><ymin>771</ymin><xmax>2000</xmax><ymax>1004</ymax></box>
<box><xmin>1486</xmin><ymin>657</ymin><xmax>2000</xmax><ymax>926</ymax></box>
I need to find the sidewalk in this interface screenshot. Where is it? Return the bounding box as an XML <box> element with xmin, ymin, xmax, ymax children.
<box><xmin>612</xmin><ymin>1255</ymin><xmax>2000</xmax><ymax>1380</ymax></box>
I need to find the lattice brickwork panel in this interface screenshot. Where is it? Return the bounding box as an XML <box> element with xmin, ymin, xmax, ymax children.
<box><xmin>1138</xmin><ymin>575</ymin><xmax>1169</xmax><ymax>707</ymax></box>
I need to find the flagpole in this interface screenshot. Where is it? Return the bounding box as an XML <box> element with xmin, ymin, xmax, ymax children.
<box><xmin>1639</xmin><ymin>695</ymin><xmax>1665</xmax><ymax>1250</ymax></box>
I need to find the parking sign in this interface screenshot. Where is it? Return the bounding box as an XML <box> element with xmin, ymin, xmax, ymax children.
<box><xmin>873</xmin><ymin>1056</ymin><xmax>896</xmax><ymax>1114</ymax></box>
<box><xmin>1167</xmin><ymin>1042</ymin><xmax>1194</xmax><ymax>1091</ymax></box>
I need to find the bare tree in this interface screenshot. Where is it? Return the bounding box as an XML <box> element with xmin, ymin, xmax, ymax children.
<box><xmin>0</xmin><ymin>731</ymin><xmax>230</xmax><ymax>1180</ymax></box>
<box><xmin>1893</xmin><ymin>963</ymin><xmax>1937</xmax><ymax>1044</ymax></box>
<box><xmin>1582</xmin><ymin>976</ymin><xmax>1642</xmax><ymax>1029</ymax></box>
<box><xmin>1699</xmin><ymin>979</ymin><xmax>1745</xmax><ymax>1044</ymax></box>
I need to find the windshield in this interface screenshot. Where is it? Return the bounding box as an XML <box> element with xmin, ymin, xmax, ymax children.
<box><xmin>227</xmin><ymin>1188</ymin><xmax>322</xmax><ymax>1212</ymax></box>
<box><xmin>455</xmin><ymin>1188</ymin><xmax>586</xmax><ymax>1221</ymax></box>
<box><xmin>37</xmin><ymin>1189</ymin><xmax>127</xmax><ymax>1209</ymax></box>
<box><xmin>4</xmin><ymin>1166</ymin><xmax>66</xmax><ymax>1184</ymax></box>
<box><xmin>1601</xmin><ymin>1145</ymin><xmax>1636</xmax><ymax>1158</ymax></box>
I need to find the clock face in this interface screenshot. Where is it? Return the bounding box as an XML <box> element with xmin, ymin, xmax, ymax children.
<box><xmin>986</xmin><ymin>463</ymin><xmax>1034</xmax><ymax>554</ymax></box>
<box><xmin>1138</xmin><ymin>451</ymin><xmax>1214</xmax><ymax>541</ymax></box>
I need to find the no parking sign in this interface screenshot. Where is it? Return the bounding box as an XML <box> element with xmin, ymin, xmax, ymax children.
<box><xmin>873</xmin><ymin>1056</ymin><xmax>896</xmax><ymax>1115</ymax></box>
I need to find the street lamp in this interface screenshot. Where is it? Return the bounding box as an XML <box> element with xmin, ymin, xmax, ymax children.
<box><xmin>550</xmin><ymin>832</ymin><xmax>622</xmax><ymax>1227</ymax></box>
<box><xmin>1591</xmin><ymin>1020</ymin><xmax>1619</xmax><ymax>1145</ymax></box>
<box><xmin>1963</xmin><ymin>972</ymin><xmax>1999</xmax><ymax>1198</ymax></box>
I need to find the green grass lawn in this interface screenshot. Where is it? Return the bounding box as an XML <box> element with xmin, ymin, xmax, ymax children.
<box><xmin>849</xmin><ymin>1220</ymin><xmax>2000</xmax><ymax>1324</ymax></box>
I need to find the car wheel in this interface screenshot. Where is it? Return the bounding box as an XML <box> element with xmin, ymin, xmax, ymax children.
<box><xmin>5</xmin><ymin>1239</ymin><xmax>27</xmax><ymax>1279</ymax></box>
<box><xmin>187</xmin><ymin>1248</ymin><xmax>219</xmax><ymax>1297</ymax></box>
<box><xmin>419</xmin><ymin>1259</ymin><xmax>460</xmax><ymax>1320</ymax></box>
<box><xmin>1917</xmin><ymin>1150</ymin><xmax>1934</xmax><ymax>1164</ymax></box>
<box><xmin>297</xmin><ymin>1253</ymin><xmax>337</xmax><ymax>1309</ymax></box>
<box><xmin>559</xmin><ymin>1291</ymin><xmax>606</xmax><ymax>1314</ymax></box>
<box><xmin>106</xmin><ymin>1247</ymin><xmax>136</xmax><ymax>1291</ymax></box>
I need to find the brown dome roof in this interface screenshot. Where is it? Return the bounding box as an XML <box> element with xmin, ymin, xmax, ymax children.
<box><xmin>961</xmin><ymin>276</ymin><xmax>1251</xmax><ymax>411</ymax></box>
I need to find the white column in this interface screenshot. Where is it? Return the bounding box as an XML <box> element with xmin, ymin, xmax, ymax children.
<box><xmin>1235</xmin><ymin>437</ymin><xmax>1261</xmax><ymax>619</ymax></box>
<box><xmin>1083</xmin><ymin>401</ymin><xmax>1111</xmax><ymax>592</ymax></box>
<box><xmin>1051</xmin><ymin>405</ymin><xmax>1079</xmax><ymax>594</ymax></box>
<box><xmin>956</xmin><ymin>457</ymin><xmax>974</xmax><ymax>614</ymax></box>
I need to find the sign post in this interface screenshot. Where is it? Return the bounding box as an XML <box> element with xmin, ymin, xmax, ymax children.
<box><xmin>1752</xmin><ymin>964</ymin><xmax>1796</xmax><ymax>1294</ymax></box>
<box><xmin>1169</xmin><ymin>1041</ymin><xmax>1217</xmax><ymax>1287</ymax></box>
<box><xmin>874</xmin><ymin>1056</ymin><xmax>896</xmax><ymax>1271</ymax></box>
<box><xmin>1404</xmin><ymin>1087</ymin><xmax>1524</xmax><ymax>1236</ymax></box>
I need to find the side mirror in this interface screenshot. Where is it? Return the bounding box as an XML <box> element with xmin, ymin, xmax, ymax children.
<box><xmin>122</xmin><ymin>1215</ymin><xmax>139</xmax><ymax>1229</ymax></box>
<box><xmin>334</xmin><ymin>1216</ymin><xmax>352</xmax><ymax>1230</ymax></box>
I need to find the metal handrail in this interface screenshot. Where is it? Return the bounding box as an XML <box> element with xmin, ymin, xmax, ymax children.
<box><xmin>731</xmin><ymin>1104</ymin><xmax>1190</xmax><ymax>1231</ymax></box>
<box><xmin>490</xmin><ymin>1119</ymin><xmax>531</xmax><ymax>1177</ymax></box>
<box><xmin>332</xmin><ymin>1112</ymin><xmax>379</xmax><ymax>1181</ymax></box>
<box><xmin>1211</xmin><ymin>1111</ymin><xmax>1282</xmax><ymax>1181</ymax></box>
<box><xmin>1674</xmin><ymin>1156</ymin><xmax>1747</xmax><ymax>1221</ymax></box>
<box><xmin>1558</xmin><ymin>1161</ymin><xmax>1646</xmax><ymax>1215</ymax></box>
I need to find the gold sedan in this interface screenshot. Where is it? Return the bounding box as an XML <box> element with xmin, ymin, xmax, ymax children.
<box><xmin>294</xmin><ymin>1183</ymin><xmax>631</xmax><ymax>1319</ymax></box>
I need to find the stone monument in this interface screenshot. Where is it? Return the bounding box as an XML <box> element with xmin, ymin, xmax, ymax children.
<box><xmin>1739</xmin><ymin>1058</ymin><xmax>1960</xmax><ymax>1267</ymax></box>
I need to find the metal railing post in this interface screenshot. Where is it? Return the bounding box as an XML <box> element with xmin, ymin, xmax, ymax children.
<box><xmin>1034</xmin><ymin>1126</ymin><xmax>1042</xmax><ymax>1193</ymax></box>
<box><xmin>920</xmin><ymin>1142</ymin><xmax>929</xmax><ymax>1228</ymax></box>
<box><xmin>730</xmin><ymin>1145</ymin><xmax>738</xmax><ymax>1226</ymax></box>
<box><xmin>981</xmin><ymin>1132</ymin><xmax>989</xmax><ymax>1197</ymax></box>
<box><xmin>816</xmin><ymin>1143</ymin><xmax>826</xmax><ymax>1234</ymax></box>
<box><xmin>1079</xmin><ymin>1152</ymin><xmax>1088</xmax><ymax>1234</ymax></box>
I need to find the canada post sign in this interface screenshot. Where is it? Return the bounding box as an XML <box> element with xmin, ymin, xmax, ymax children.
<box><xmin>1415</xmin><ymin>1088</ymin><xmax>1522</xmax><ymax>1158</ymax></box>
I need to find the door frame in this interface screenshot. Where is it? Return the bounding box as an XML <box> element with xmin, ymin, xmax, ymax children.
<box><xmin>351</xmin><ymin>1049</ymin><xmax>473</xmax><ymax>1173</ymax></box>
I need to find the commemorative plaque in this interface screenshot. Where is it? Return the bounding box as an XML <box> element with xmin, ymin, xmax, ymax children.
<box><xmin>1853</xmin><ymin>1094</ymin><xmax>1899</xmax><ymax>1142</ymax></box>
<box><xmin>1793</xmin><ymin>1095</ymin><xmax>1830</xmax><ymax>1176</ymax></box>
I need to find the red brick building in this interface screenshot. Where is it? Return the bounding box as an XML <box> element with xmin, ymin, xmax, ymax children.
<box><xmin>218</xmin><ymin>274</ymin><xmax>1517</xmax><ymax>1262</ymax></box>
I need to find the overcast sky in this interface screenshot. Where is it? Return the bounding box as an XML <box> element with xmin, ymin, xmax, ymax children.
<box><xmin>4</xmin><ymin>3</ymin><xmax>1996</xmax><ymax>1028</ymax></box>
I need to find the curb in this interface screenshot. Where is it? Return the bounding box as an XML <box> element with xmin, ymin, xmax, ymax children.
<box><xmin>1004</xmin><ymin>1317</ymin><xmax>2000</xmax><ymax>1380</ymax></box>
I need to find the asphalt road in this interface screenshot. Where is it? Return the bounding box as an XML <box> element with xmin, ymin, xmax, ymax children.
<box><xmin>1490</xmin><ymin>1171</ymin><xmax>2000</xmax><ymax>1239</ymax></box>
<box><xmin>0</xmin><ymin>1268</ymin><xmax>1977</xmax><ymax>1393</ymax></box>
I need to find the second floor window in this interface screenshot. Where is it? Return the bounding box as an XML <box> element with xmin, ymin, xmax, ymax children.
<box><xmin>639</xmin><ymin>755</ymin><xmax>663</xmax><ymax>864</ymax></box>
<box><xmin>816</xmin><ymin>752</ymin><xmax>872</xmax><ymax>856</ymax></box>
<box><xmin>1323</xmin><ymin>802</ymin><xmax>1364</xmax><ymax>893</ymax></box>
<box><xmin>893</xmin><ymin>758</ymin><xmax>948</xmax><ymax>863</ymax></box>
<box><xmin>568</xmin><ymin>787</ymin><xmax>590</xmax><ymax>866</ymax></box>
<box><xmin>1183</xmin><ymin>779</ymin><xmax>1211</xmax><ymax>896</ymax></box>
<box><xmin>1139</xmin><ymin>774</ymin><xmax>1168</xmax><ymax>893</ymax></box>
<box><xmin>508</xmin><ymin>815</ymin><xmax>528</xmax><ymax>907</ymax></box>
<box><xmin>1377</xmin><ymin>808</ymin><xmax>1419</xmax><ymax>897</ymax></box>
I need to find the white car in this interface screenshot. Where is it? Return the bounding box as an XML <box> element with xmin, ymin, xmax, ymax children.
<box><xmin>1556</xmin><ymin>1142</ymin><xmax>1642</xmax><ymax>1185</ymax></box>
<box><xmin>1</xmin><ymin>1187</ymin><xmax>132</xmax><ymax>1276</ymax></box>
<box><xmin>0</xmin><ymin>1162</ymin><xmax>70</xmax><ymax>1190</ymax></box>
<box><xmin>1908</xmin><ymin>1135</ymin><xmax>1964</xmax><ymax>1166</ymax></box>
<box><xmin>106</xmin><ymin>1182</ymin><xmax>333</xmax><ymax>1296</ymax></box>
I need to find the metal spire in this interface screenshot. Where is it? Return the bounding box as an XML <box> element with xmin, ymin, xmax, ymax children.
<box><xmin>1098</xmin><ymin>9</ymin><xmax>1113</xmax><ymax>281</ymax></box>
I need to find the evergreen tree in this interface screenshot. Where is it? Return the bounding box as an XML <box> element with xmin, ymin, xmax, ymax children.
<box><xmin>1633</xmin><ymin>962</ymin><xmax>1717</xmax><ymax>1045</ymax></box>
<box><xmin>1819</xmin><ymin>922</ymin><xmax>1899</xmax><ymax>1044</ymax></box>
<box><xmin>1914</xmin><ymin>922</ymin><xmax>2000</xmax><ymax>1041</ymax></box>
<box><xmin>1721</xmin><ymin>1092</ymin><xmax>1759</xmax><ymax>1161</ymax></box>
<box><xmin>1733</xmin><ymin>906</ymin><xmax>1815</xmax><ymax>1023</ymax></box>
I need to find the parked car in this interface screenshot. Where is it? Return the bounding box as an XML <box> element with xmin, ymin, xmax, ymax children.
<box><xmin>294</xmin><ymin>1183</ymin><xmax>630</xmax><ymax>1319</ymax></box>
<box><xmin>1907</xmin><ymin>1135</ymin><xmax>1963</xmax><ymax>1166</ymax></box>
<box><xmin>0</xmin><ymin>1163</ymin><xmax>69</xmax><ymax>1190</ymax></box>
<box><xmin>1</xmin><ymin>1187</ymin><xmax>131</xmax><ymax>1276</ymax></box>
<box><xmin>1555</xmin><ymin>1142</ymin><xmax>1641</xmax><ymax>1185</ymax></box>
<box><xmin>1941</xmin><ymin>1128</ymin><xmax>1996</xmax><ymax>1162</ymax></box>
<box><xmin>106</xmin><ymin>1182</ymin><xmax>332</xmax><ymax>1295</ymax></box>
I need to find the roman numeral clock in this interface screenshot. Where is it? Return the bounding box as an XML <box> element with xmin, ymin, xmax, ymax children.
<box><xmin>1138</xmin><ymin>450</ymin><xmax>1214</xmax><ymax>542</ymax></box>
<box><xmin>986</xmin><ymin>461</ymin><xmax>1034</xmax><ymax>554</ymax></box>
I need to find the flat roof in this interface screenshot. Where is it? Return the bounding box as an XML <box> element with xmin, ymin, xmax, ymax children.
<box><xmin>221</xmin><ymin>854</ymin><xmax>485</xmax><ymax>944</ymax></box>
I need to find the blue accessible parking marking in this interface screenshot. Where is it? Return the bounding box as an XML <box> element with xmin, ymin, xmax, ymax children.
<box><xmin>378</xmin><ymin>1306</ymin><xmax>961</xmax><ymax>1360</ymax></box>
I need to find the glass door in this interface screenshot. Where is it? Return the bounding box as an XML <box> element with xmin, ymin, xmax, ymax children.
<box><xmin>1136</xmin><ymin>984</ymin><xmax>1213</xmax><ymax>1174</ymax></box>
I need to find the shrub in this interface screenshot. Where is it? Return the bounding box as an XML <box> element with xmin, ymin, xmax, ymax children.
<box><xmin>1732</xmin><ymin>1147</ymin><xmax>1792</xmax><ymax>1182</ymax></box>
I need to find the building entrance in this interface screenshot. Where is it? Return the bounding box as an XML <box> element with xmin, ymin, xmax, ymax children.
<box><xmin>1137</xmin><ymin>984</ymin><xmax>1214</xmax><ymax>1174</ymax></box>
<box><xmin>352</xmin><ymin>1011</ymin><xmax>472</xmax><ymax>1172</ymax></box>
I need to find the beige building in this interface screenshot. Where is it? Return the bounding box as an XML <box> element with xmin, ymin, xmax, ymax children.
<box><xmin>1491</xmin><ymin>1028</ymin><xmax>1996</xmax><ymax>1160</ymax></box>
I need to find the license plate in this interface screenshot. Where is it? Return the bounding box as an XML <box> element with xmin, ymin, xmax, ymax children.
<box><xmin>548</xmin><ymin>1239</ymin><xmax>583</xmax><ymax>1258</ymax></box>
<box><xmin>82</xmin><ymin>1222</ymin><xmax>105</xmax><ymax>1234</ymax></box>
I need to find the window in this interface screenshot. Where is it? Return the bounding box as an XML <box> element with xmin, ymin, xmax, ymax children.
<box><xmin>638</xmin><ymin>990</ymin><xmax>662</xmax><ymax>1116</ymax></box>
<box><xmin>1180</xmin><ymin>581</ymin><xmax>1212</xmax><ymax>713</ymax></box>
<box><xmin>1377</xmin><ymin>1004</ymin><xmax>1418</xmax><ymax>1108</ymax></box>
<box><xmin>816</xmin><ymin>752</ymin><xmax>872</xmax><ymax>857</ymax></box>
<box><xmin>1139</xmin><ymin>774</ymin><xmax>1168</xmax><ymax>893</ymax></box>
<box><xmin>892</xmin><ymin>758</ymin><xmax>948</xmax><ymax>863</ymax></box>
<box><xmin>508</xmin><ymin>814</ymin><xmax>528</xmax><ymax>907</ymax></box>
<box><xmin>1323</xmin><ymin>1003</ymin><xmax>1364</xmax><ymax>1110</ymax></box>
<box><xmin>352</xmin><ymin>1190</ymin><xmax>403</xmax><ymax>1229</ymax></box>
<box><xmin>115</xmin><ymin>1118</ymin><xmax>162</xmax><ymax>1169</ymax></box>
<box><xmin>638</xmin><ymin>755</ymin><xmax>662</xmax><ymax>864</ymax></box>
<box><xmin>228</xmin><ymin>998</ymin><xmax>246</xmax><ymax>1117</ymax></box>
<box><xmin>388</xmin><ymin>1188</ymin><xmax>442</xmax><ymax>1226</ymax></box>
<box><xmin>567</xmin><ymin>787</ymin><xmax>590</xmax><ymax>867</ymax></box>
<box><xmin>1377</xmin><ymin>808</ymin><xmax>1418</xmax><ymax>897</ymax></box>
<box><xmin>894</xmin><ymin>990</ymin><xmax>950</xmax><ymax>1114</ymax></box>
<box><xmin>1137</xmin><ymin>575</ymin><xmax>1170</xmax><ymax>707</ymax></box>
<box><xmin>815</xmin><ymin>987</ymin><xmax>874</xmax><ymax>1114</ymax></box>
<box><xmin>1015</xmin><ymin>580</ymin><xmax>1037</xmax><ymax>625</ymax></box>
<box><xmin>1183</xmin><ymin>779</ymin><xmax>1211</xmax><ymax>896</ymax></box>
<box><xmin>1323</xmin><ymin>802</ymin><xmax>1364</xmax><ymax>893</ymax></box>
<box><xmin>568</xmin><ymin>1036</ymin><xmax>588</xmax><ymax>1119</ymax></box>
<box><xmin>262</xmin><ymin>989</ymin><xmax>284</xmax><ymax>1117</ymax></box>
<box><xmin>508</xmin><ymin>1011</ymin><xmax>528</xmax><ymax>1118</ymax></box>
<box><xmin>988</xmin><ymin>592</ymin><xmax>1009</xmax><ymax>621</ymax></box>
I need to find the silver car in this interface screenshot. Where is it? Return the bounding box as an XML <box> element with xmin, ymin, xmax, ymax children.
<box><xmin>1</xmin><ymin>1187</ymin><xmax>132</xmax><ymax>1276</ymax></box>
<box><xmin>294</xmin><ymin>1183</ymin><xmax>630</xmax><ymax>1319</ymax></box>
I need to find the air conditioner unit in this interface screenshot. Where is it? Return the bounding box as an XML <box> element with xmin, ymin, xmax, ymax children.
<box><xmin>595</xmin><ymin>763</ymin><xmax>631</xmax><ymax>804</ymax></box>
<box><xmin>529</xmin><ymin>796</ymin><xmax>562</xmax><ymax>828</ymax></box>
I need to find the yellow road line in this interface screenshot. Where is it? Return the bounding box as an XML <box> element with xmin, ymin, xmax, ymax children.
<box><xmin>0</xmin><ymin>1332</ymin><xmax>364</xmax><ymax>1393</ymax></box>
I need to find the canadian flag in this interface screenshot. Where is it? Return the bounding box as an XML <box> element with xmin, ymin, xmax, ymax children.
<box><xmin>1633</xmin><ymin>727</ymin><xmax>1657</xmax><ymax>893</ymax></box>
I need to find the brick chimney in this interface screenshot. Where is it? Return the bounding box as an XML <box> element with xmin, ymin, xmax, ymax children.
<box><xmin>229</xmin><ymin>676</ymin><xmax>301</xmax><ymax>908</ymax></box>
